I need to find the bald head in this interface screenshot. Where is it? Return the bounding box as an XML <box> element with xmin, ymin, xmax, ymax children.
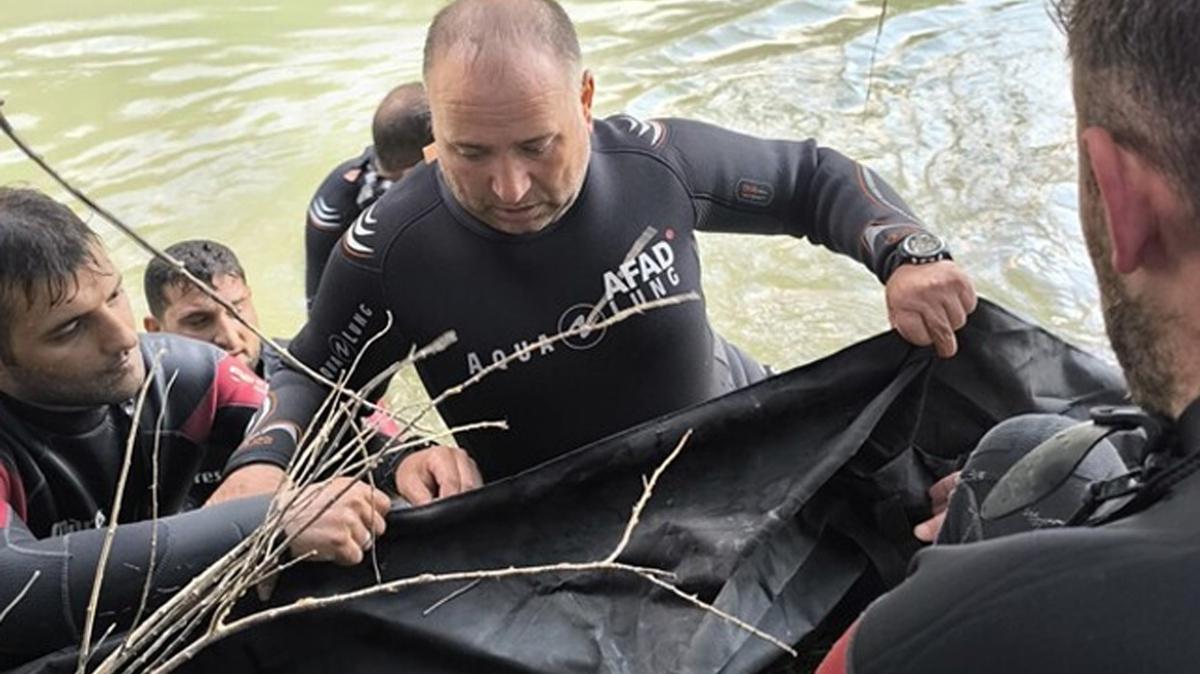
<box><xmin>423</xmin><ymin>0</ymin><xmax>582</xmax><ymax>82</ymax></box>
<box><xmin>372</xmin><ymin>82</ymin><xmax>432</xmax><ymax>177</ymax></box>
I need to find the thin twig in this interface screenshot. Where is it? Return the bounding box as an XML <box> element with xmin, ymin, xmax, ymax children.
<box><xmin>0</xmin><ymin>571</ymin><xmax>40</xmax><ymax>624</ymax></box>
<box><xmin>863</xmin><ymin>0</ymin><xmax>890</xmax><ymax>111</ymax></box>
<box><xmin>422</xmin><ymin>579</ymin><xmax>483</xmax><ymax>616</ymax></box>
<box><xmin>129</xmin><ymin>371</ymin><xmax>179</xmax><ymax>634</ymax></box>
<box><xmin>637</xmin><ymin>572</ymin><xmax>798</xmax><ymax>657</ymax></box>
<box><xmin>78</xmin><ymin>358</ymin><xmax>159</xmax><ymax>673</ymax></box>
<box><xmin>605</xmin><ymin>429</ymin><xmax>693</xmax><ymax>563</ymax></box>
<box><xmin>150</xmin><ymin>561</ymin><xmax>676</xmax><ymax>674</ymax></box>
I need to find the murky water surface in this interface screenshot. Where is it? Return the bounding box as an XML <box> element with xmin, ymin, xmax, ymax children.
<box><xmin>0</xmin><ymin>0</ymin><xmax>1109</xmax><ymax>408</ymax></box>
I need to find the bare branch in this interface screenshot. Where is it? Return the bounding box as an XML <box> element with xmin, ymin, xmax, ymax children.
<box><xmin>0</xmin><ymin>571</ymin><xmax>40</xmax><ymax>625</ymax></box>
<box><xmin>78</xmin><ymin>356</ymin><xmax>160</xmax><ymax>673</ymax></box>
<box><xmin>605</xmin><ymin>429</ymin><xmax>693</xmax><ymax>563</ymax></box>
<box><xmin>637</xmin><ymin>572</ymin><xmax>798</xmax><ymax>658</ymax></box>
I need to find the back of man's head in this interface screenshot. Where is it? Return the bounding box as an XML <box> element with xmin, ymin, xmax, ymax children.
<box><xmin>372</xmin><ymin>82</ymin><xmax>433</xmax><ymax>178</ymax></box>
<box><xmin>144</xmin><ymin>239</ymin><xmax>245</xmax><ymax>320</ymax></box>
<box><xmin>1056</xmin><ymin>0</ymin><xmax>1200</xmax><ymax>216</ymax></box>
<box><xmin>423</xmin><ymin>0</ymin><xmax>582</xmax><ymax>81</ymax></box>
<box><xmin>0</xmin><ymin>187</ymin><xmax>99</xmax><ymax>361</ymax></box>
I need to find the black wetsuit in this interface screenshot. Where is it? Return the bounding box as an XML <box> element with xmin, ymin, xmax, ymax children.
<box><xmin>305</xmin><ymin>146</ymin><xmax>393</xmax><ymax>309</ymax></box>
<box><xmin>236</xmin><ymin>115</ymin><xmax>935</xmax><ymax>481</ymax></box>
<box><xmin>0</xmin><ymin>333</ymin><xmax>270</xmax><ymax>667</ymax></box>
<box><xmin>843</xmin><ymin>398</ymin><xmax>1200</xmax><ymax>674</ymax></box>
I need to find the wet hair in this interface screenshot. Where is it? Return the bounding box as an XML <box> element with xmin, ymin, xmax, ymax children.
<box><xmin>372</xmin><ymin>82</ymin><xmax>433</xmax><ymax>177</ymax></box>
<box><xmin>1054</xmin><ymin>0</ymin><xmax>1200</xmax><ymax>214</ymax></box>
<box><xmin>144</xmin><ymin>239</ymin><xmax>245</xmax><ymax>319</ymax></box>
<box><xmin>423</xmin><ymin>0</ymin><xmax>582</xmax><ymax>81</ymax></box>
<box><xmin>0</xmin><ymin>187</ymin><xmax>101</xmax><ymax>361</ymax></box>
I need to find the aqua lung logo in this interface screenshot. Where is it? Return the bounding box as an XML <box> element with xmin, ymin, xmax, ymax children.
<box><xmin>319</xmin><ymin>304</ymin><xmax>376</xmax><ymax>379</ymax></box>
<box><xmin>558</xmin><ymin>303</ymin><xmax>608</xmax><ymax>351</ymax></box>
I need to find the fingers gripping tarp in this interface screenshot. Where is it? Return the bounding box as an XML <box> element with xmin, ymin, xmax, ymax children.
<box><xmin>13</xmin><ymin>300</ymin><xmax>1126</xmax><ymax>674</ymax></box>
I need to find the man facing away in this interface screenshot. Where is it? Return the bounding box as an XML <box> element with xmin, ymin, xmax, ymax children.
<box><xmin>818</xmin><ymin>2</ymin><xmax>1200</xmax><ymax>672</ymax></box>
<box><xmin>0</xmin><ymin>188</ymin><xmax>389</xmax><ymax>667</ymax></box>
<box><xmin>305</xmin><ymin>82</ymin><xmax>432</xmax><ymax>309</ymax></box>
<box><xmin>213</xmin><ymin>0</ymin><xmax>978</xmax><ymax>507</ymax></box>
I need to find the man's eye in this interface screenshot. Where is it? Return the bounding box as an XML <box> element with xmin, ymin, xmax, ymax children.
<box><xmin>456</xmin><ymin>147</ymin><xmax>485</xmax><ymax>160</ymax></box>
<box><xmin>522</xmin><ymin>140</ymin><xmax>553</xmax><ymax>156</ymax></box>
<box><xmin>53</xmin><ymin>321</ymin><xmax>81</xmax><ymax>341</ymax></box>
<box><xmin>185</xmin><ymin>317</ymin><xmax>211</xmax><ymax>329</ymax></box>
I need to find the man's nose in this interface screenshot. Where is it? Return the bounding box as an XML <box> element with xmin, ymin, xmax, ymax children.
<box><xmin>490</xmin><ymin>157</ymin><xmax>532</xmax><ymax>205</ymax></box>
<box><xmin>99</xmin><ymin>308</ymin><xmax>138</xmax><ymax>356</ymax></box>
<box><xmin>212</xmin><ymin>314</ymin><xmax>242</xmax><ymax>352</ymax></box>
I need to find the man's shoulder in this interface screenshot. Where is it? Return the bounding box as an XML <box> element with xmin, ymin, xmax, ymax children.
<box><xmin>852</xmin><ymin>523</ymin><xmax>1193</xmax><ymax>673</ymax></box>
<box><xmin>337</xmin><ymin>163</ymin><xmax>446</xmax><ymax>266</ymax></box>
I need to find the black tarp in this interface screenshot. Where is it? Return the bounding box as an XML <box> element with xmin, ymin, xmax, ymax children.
<box><xmin>14</xmin><ymin>300</ymin><xmax>1127</xmax><ymax>674</ymax></box>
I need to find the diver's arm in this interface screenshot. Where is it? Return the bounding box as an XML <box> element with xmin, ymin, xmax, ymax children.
<box><xmin>0</xmin><ymin>497</ymin><xmax>267</xmax><ymax>664</ymax></box>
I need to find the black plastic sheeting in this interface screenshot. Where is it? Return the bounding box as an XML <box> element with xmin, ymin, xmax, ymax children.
<box><xmin>14</xmin><ymin>299</ymin><xmax>1127</xmax><ymax>674</ymax></box>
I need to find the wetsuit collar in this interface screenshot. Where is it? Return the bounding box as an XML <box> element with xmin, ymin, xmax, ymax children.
<box><xmin>0</xmin><ymin>391</ymin><xmax>110</xmax><ymax>436</ymax></box>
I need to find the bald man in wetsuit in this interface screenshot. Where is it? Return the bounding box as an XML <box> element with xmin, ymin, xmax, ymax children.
<box><xmin>0</xmin><ymin>188</ymin><xmax>390</xmax><ymax>667</ymax></box>
<box><xmin>305</xmin><ymin>82</ymin><xmax>433</xmax><ymax>310</ymax></box>
<box><xmin>213</xmin><ymin>0</ymin><xmax>977</xmax><ymax>507</ymax></box>
<box><xmin>818</xmin><ymin>2</ymin><xmax>1200</xmax><ymax>672</ymax></box>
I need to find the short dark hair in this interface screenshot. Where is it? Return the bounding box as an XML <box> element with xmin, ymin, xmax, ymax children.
<box><xmin>1054</xmin><ymin>0</ymin><xmax>1200</xmax><ymax>214</ymax></box>
<box><xmin>372</xmin><ymin>82</ymin><xmax>433</xmax><ymax>176</ymax></box>
<box><xmin>144</xmin><ymin>239</ymin><xmax>245</xmax><ymax>319</ymax></box>
<box><xmin>0</xmin><ymin>187</ymin><xmax>101</xmax><ymax>360</ymax></box>
<box><xmin>423</xmin><ymin>0</ymin><xmax>582</xmax><ymax>80</ymax></box>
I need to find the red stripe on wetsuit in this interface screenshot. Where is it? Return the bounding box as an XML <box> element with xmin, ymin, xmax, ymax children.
<box><xmin>180</xmin><ymin>355</ymin><xmax>268</xmax><ymax>445</ymax></box>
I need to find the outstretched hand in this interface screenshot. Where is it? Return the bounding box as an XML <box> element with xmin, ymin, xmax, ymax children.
<box><xmin>885</xmin><ymin>260</ymin><xmax>977</xmax><ymax>358</ymax></box>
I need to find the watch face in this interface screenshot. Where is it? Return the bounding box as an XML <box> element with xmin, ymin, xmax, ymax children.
<box><xmin>902</xmin><ymin>232</ymin><xmax>945</xmax><ymax>258</ymax></box>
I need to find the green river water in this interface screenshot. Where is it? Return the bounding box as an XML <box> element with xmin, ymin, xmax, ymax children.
<box><xmin>0</xmin><ymin>0</ymin><xmax>1110</xmax><ymax>410</ymax></box>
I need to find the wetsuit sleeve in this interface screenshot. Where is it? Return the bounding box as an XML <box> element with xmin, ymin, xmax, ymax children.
<box><xmin>227</xmin><ymin>226</ymin><xmax>407</xmax><ymax>473</ymax></box>
<box><xmin>305</xmin><ymin>158</ymin><xmax>365</xmax><ymax>311</ymax></box>
<box><xmin>0</xmin><ymin>495</ymin><xmax>268</xmax><ymax>664</ymax></box>
<box><xmin>656</xmin><ymin>117</ymin><xmax>931</xmax><ymax>282</ymax></box>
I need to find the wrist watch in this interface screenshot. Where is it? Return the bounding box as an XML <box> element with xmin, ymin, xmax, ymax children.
<box><xmin>897</xmin><ymin>231</ymin><xmax>952</xmax><ymax>266</ymax></box>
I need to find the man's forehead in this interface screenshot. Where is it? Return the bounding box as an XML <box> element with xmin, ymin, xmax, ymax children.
<box><xmin>164</xmin><ymin>274</ymin><xmax>247</xmax><ymax>311</ymax></box>
<box><xmin>15</xmin><ymin>252</ymin><xmax>117</xmax><ymax>325</ymax></box>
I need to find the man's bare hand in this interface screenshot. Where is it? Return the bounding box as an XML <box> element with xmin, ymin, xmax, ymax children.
<box><xmin>206</xmin><ymin>463</ymin><xmax>287</xmax><ymax>506</ymax></box>
<box><xmin>885</xmin><ymin>260</ymin><xmax>978</xmax><ymax>358</ymax></box>
<box><xmin>284</xmin><ymin>477</ymin><xmax>391</xmax><ymax>566</ymax></box>
<box><xmin>395</xmin><ymin>445</ymin><xmax>482</xmax><ymax>506</ymax></box>
<box><xmin>914</xmin><ymin>471</ymin><xmax>961</xmax><ymax>543</ymax></box>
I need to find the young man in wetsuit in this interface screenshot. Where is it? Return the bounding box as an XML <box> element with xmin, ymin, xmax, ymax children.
<box><xmin>212</xmin><ymin>0</ymin><xmax>978</xmax><ymax>507</ymax></box>
<box><xmin>0</xmin><ymin>188</ymin><xmax>390</xmax><ymax>667</ymax></box>
<box><xmin>144</xmin><ymin>239</ymin><xmax>281</xmax><ymax>379</ymax></box>
<box><xmin>305</xmin><ymin>81</ymin><xmax>432</xmax><ymax>309</ymax></box>
<box><xmin>144</xmin><ymin>238</ymin><xmax>402</xmax><ymax>435</ymax></box>
<box><xmin>817</xmin><ymin>2</ymin><xmax>1200</xmax><ymax>672</ymax></box>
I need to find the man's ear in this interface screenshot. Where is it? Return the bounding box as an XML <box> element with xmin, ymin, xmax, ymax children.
<box><xmin>144</xmin><ymin>316</ymin><xmax>162</xmax><ymax>333</ymax></box>
<box><xmin>1081</xmin><ymin>127</ymin><xmax>1164</xmax><ymax>274</ymax></box>
<box><xmin>580</xmin><ymin>69</ymin><xmax>595</xmax><ymax>129</ymax></box>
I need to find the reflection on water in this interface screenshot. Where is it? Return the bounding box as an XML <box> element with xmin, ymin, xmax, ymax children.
<box><xmin>0</xmin><ymin>0</ymin><xmax>1109</xmax><ymax>401</ymax></box>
